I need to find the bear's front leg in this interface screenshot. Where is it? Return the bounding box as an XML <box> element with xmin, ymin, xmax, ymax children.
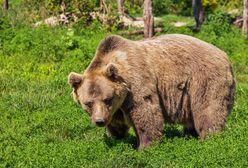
<box><xmin>130</xmin><ymin>95</ymin><xmax>164</xmax><ymax>149</ymax></box>
<box><xmin>106</xmin><ymin>109</ymin><xmax>129</xmax><ymax>139</ymax></box>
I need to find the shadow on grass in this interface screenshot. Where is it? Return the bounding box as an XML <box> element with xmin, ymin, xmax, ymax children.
<box><xmin>104</xmin><ymin>134</ymin><xmax>137</xmax><ymax>149</ymax></box>
<box><xmin>103</xmin><ymin>125</ymin><xmax>194</xmax><ymax>149</ymax></box>
<box><xmin>163</xmin><ymin>125</ymin><xmax>184</xmax><ymax>139</ymax></box>
<box><xmin>163</xmin><ymin>125</ymin><xmax>199</xmax><ymax>140</ymax></box>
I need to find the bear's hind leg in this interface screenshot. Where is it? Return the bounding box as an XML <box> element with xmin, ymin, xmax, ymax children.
<box><xmin>193</xmin><ymin>115</ymin><xmax>218</xmax><ymax>139</ymax></box>
<box><xmin>193</xmin><ymin>108</ymin><xmax>228</xmax><ymax>139</ymax></box>
<box><xmin>191</xmin><ymin>77</ymin><xmax>233</xmax><ymax>139</ymax></box>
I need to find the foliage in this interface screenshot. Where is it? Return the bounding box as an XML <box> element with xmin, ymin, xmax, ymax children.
<box><xmin>1</xmin><ymin>0</ymin><xmax>244</xmax><ymax>28</ymax></box>
<box><xmin>219</xmin><ymin>0</ymin><xmax>243</xmax><ymax>8</ymax></box>
<box><xmin>153</xmin><ymin>0</ymin><xmax>192</xmax><ymax>16</ymax></box>
<box><xmin>203</xmin><ymin>0</ymin><xmax>218</xmax><ymax>7</ymax></box>
<box><xmin>201</xmin><ymin>12</ymin><xmax>233</xmax><ymax>36</ymax></box>
<box><xmin>3</xmin><ymin>0</ymin><xmax>99</xmax><ymax>25</ymax></box>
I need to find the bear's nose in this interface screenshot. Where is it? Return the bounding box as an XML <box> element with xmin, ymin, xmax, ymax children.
<box><xmin>95</xmin><ymin>119</ymin><xmax>105</xmax><ymax>127</ymax></box>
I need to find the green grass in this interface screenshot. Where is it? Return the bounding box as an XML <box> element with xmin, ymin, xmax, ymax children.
<box><xmin>0</xmin><ymin>14</ymin><xmax>248</xmax><ymax>167</ymax></box>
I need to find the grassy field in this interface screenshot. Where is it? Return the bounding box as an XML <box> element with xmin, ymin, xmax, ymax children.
<box><xmin>0</xmin><ymin>14</ymin><xmax>248</xmax><ymax>167</ymax></box>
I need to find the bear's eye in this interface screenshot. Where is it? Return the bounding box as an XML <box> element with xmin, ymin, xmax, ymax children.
<box><xmin>84</xmin><ymin>101</ymin><xmax>93</xmax><ymax>109</ymax></box>
<box><xmin>103</xmin><ymin>97</ymin><xmax>114</xmax><ymax>106</ymax></box>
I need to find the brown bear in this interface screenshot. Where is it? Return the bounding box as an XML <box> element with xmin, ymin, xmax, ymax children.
<box><xmin>68</xmin><ymin>34</ymin><xmax>235</xmax><ymax>149</ymax></box>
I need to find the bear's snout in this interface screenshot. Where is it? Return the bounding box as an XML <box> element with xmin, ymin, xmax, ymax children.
<box><xmin>92</xmin><ymin>103</ymin><xmax>109</xmax><ymax>127</ymax></box>
<box><xmin>95</xmin><ymin>118</ymin><xmax>106</xmax><ymax>127</ymax></box>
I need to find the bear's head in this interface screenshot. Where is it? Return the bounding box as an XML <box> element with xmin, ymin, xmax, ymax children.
<box><xmin>68</xmin><ymin>63</ymin><xmax>129</xmax><ymax>127</ymax></box>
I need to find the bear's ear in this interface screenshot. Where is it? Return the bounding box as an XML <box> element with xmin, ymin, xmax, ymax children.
<box><xmin>105</xmin><ymin>63</ymin><xmax>118</xmax><ymax>79</ymax></box>
<box><xmin>68</xmin><ymin>72</ymin><xmax>83</xmax><ymax>88</ymax></box>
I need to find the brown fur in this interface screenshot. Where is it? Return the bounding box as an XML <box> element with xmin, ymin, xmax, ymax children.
<box><xmin>68</xmin><ymin>34</ymin><xmax>236</xmax><ymax>149</ymax></box>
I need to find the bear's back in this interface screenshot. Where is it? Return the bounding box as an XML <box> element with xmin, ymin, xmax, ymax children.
<box><xmin>124</xmin><ymin>34</ymin><xmax>232</xmax><ymax>82</ymax></box>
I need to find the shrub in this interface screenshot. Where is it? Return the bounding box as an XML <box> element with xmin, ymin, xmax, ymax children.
<box><xmin>201</xmin><ymin>12</ymin><xmax>233</xmax><ymax>37</ymax></box>
<box><xmin>153</xmin><ymin>0</ymin><xmax>192</xmax><ymax>16</ymax></box>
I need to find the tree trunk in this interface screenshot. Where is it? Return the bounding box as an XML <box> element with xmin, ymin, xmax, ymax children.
<box><xmin>3</xmin><ymin>0</ymin><xmax>9</xmax><ymax>11</ymax></box>
<box><xmin>100</xmin><ymin>0</ymin><xmax>108</xmax><ymax>14</ymax></box>
<box><xmin>192</xmin><ymin>0</ymin><xmax>204</xmax><ymax>31</ymax></box>
<box><xmin>117</xmin><ymin>0</ymin><xmax>125</xmax><ymax>16</ymax></box>
<box><xmin>143</xmin><ymin>0</ymin><xmax>154</xmax><ymax>38</ymax></box>
<box><xmin>243</xmin><ymin>0</ymin><xmax>248</xmax><ymax>38</ymax></box>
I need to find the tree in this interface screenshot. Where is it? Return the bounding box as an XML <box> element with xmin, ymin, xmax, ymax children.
<box><xmin>117</xmin><ymin>0</ymin><xmax>125</xmax><ymax>17</ymax></box>
<box><xmin>243</xmin><ymin>0</ymin><xmax>248</xmax><ymax>38</ymax></box>
<box><xmin>143</xmin><ymin>0</ymin><xmax>154</xmax><ymax>38</ymax></box>
<box><xmin>193</xmin><ymin>0</ymin><xmax>204</xmax><ymax>31</ymax></box>
<box><xmin>100</xmin><ymin>0</ymin><xmax>109</xmax><ymax>15</ymax></box>
<box><xmin>3</xmin><ymin>0</ymin><xmax>9</xmax><ymax>11</ymax></box>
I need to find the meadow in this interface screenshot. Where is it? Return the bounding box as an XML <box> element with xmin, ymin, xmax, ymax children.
<box><xmin>0</xmin><ymin>11</ymin><xmax>248</xmax><ymax>167</ymax></box>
